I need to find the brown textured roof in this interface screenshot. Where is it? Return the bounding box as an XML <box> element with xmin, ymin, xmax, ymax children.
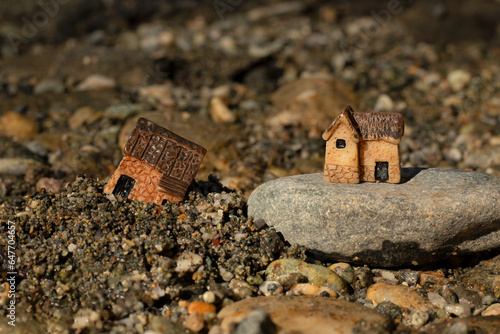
<box><xmin>352</xmin><ymin>112</ymin><xmax>404</xmax><ymax>141</ymax></box>
<box><xmin>124</xmin><ymin>117</ymin><xmax>207</xmax><ymax>177</ymax></box>
<box><xmin>323</xmin><ymin>106</ymin><xmax>404</xmax><ymax>143</ymax></box>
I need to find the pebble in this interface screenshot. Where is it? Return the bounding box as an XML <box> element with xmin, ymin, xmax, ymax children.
<box><xmin>72</xmin><ymin>308</ymin><xmax>102</xmax><ymax>331</ymax></box>
<box><xmin>0</xmin><ymin>158</ymin><xmax>45</xmax><ymax>176</ymax></box>
<box><xmin>375</xmin><ymin>302</ymin><xmax>402</xmax><ymax>319</ymax></box>
<box><xmin>139</xmin><ymin>85</ymin><xmax>175</xmax><ymax>108</ymax></box>
<box><xmin>210</xmin><ymin>96</ymin><xmax>236</xmax><ymax>124</ymax></box>
<box><xmin>229</xmin><ymin>279</ymin><xmax>256</xmax><ymax>300</ymax></box>
<box><xmin>258</xmin><ymin>281</ymin><xmax>283</xmax><ymax>296</ymax></box>
<box><xmin>175</xmin><ymin>251</ymin><xmax>203</xmax><ymax>274</ymax></box>
<box><xmin>188</xmin><ymin>301</ymin><xmax>216</xmax><ymax>315</ymax></box>
<box><xmin>150</xmin><ymin>316</ymin><xmax>185</xmax><ymax>334</ymax></box>
<box><xmin>68</xmin><ymin>106</ymin><xmax>102</xmax><ymax>129</ymax></box>
<box><xmin>329</xmin><ymin>263</ymin><xmax>355</xmax><ymax>284</ymax></box>
<box><xmin>447</xmin><ymin>69</ymin><xmax>471</xmax><ymax>91</ymax></box>
<box><xmin>442</xmin><ymin>322</ymin><xmax>468</xmax><ymax>334</ymax></box>
<box><xmin>246</xmin><ymin>275</ymin><xmax>263</xmax><ymax>286</ymax></box>
<box><xmin>203</xmin><ymin>291</ymin><xmax>216</xmax><ymax>304</ymax></box>
<box><xmin>34</xmin><ymin>78</ymin><xmax>65</xmax><ymax>94</ymax></box>
<box><xmin>290</xmin><ymin>283</ymin><xmax>337</xmax><ymax>298</ymax></box>
<box><xmin>104</xmin><ymin>104</ymin><xmax>141</xmax><ymax>120</ymax></box>
<box><xmin>367</xmin><ymin>282</ymin><xmax>433</xmax><ymax>312</ymax></box>
<box><xmin>218</xmin><ymin>296</ymin><xmax>392</xmax><ymax>334</ymax></box>
<box><xmin>248</xmin><ymin>169</ymin><xmax>500</xmax><ymax>266</ymax></box>
<box><xmin>265</xmin><ymin>259</ymin><xmax>346</xmax><ymax>292</ymax></box>
<box><xmin>453</xmin><ymin>285</ymin><xmax>482</xmax><ymax>310</ymax></box>
<box><xmin>420</xmin><ymin>270</ymin><xmax>447</xmax><ymax>286</ymax></box>
<box><xmin>482</xmin><ymin>303</ymin><xmax>500</xmax><ymax>316</ymax></box>
<box><xmin>185</xmin><ymin>311</ymin><xmax>205</xmax><ymax>332</ymax></box>
<box><xmin>397</xmin><ymin>269</ymin><xmax>419</xmax><ymax>286</ymax></box>
<box><xmin>354</xmin><ymin>267</ymin><xmax>374</xmax><ymax>289</ymax></box>
<box><xmin>444</xmin><ymin>303</ymin><xmax>471</xmax><ymax>317</ymax></box>
<box><xmin>411</xmin><ymin>309</ymin><xmax>429</xmax><ymax>328</ymax></box>
<box><xmin>0</xmin><ymin>111</ymin><xmax>37</xmax><ymax>138</ymax></box>
<box><xmin>378</xmin><ymin>270</ymin><xmax>397</xmax><ymax>281</ymax></box>
<box><xmin>427</xmin><ymin>292</ymin><xmax>447</xmax><ymax>309</ymax></box>
<box><xmin>76</xmin><ymin>74</ymin><xmax>117</xmax><ymax>91</ymax></box>
<box><xmin>374</xmin><ymin>94</ymin><xmax>394</xmax><ymax>112</ymax></box>
<box><xmin>440</xmin><ymin>286</ymin><xmax>459</xmax><ymax>304</ymax></box>
<box><xmin>274</xmin><ymin>273</ymin><xmax>308</xmax><ymax>289</ymax></box>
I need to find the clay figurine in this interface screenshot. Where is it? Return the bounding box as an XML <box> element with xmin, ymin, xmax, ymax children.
<box><xmin>322</xmin><ymin>106</ymin><xmax>404</xmax><ymax>184</ymax></box>
<box><xmin>104</xmin><ymin>117</ymin><xmax>206</xmax><ymax>204</ymax></box>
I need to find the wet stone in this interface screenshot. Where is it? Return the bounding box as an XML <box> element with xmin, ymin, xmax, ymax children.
<box><xmin>354</xmin><ymin>267</ymin><xmax>374</xmax><ymax>288</ymax></box>
<box><xmin>367</xmin><ymin>282</ymin><xmax>434</xmax><ymax>312</ymax></box>
<box><xmin>274</xmin><ymin>273</ymin><xmax>308</xmax><ymax>289</ymax></box>
<box><xmin>397</xmin><ymin>269</ymin><xmax>420</xmax><ymax>286</ymax></box>
<box><xmin>265</xmin><ymin>259</ymin><xmax>346</xmax><ymax>292</ymax></box>
<box><xmin>248</xmin><ymin>169</ymin><xmax>500</xmax><ymax>267</ymax></box>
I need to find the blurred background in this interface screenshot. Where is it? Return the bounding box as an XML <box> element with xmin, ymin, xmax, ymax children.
<box><xmin>0</xmin><ymin>0</ymin><xmax>499</xmax><ymax>198</ymax></box>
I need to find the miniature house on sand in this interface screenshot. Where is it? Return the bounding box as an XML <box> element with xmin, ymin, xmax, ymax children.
<box><xmin>322</xmin><ymin>106</ymin><xmax>404</xmax><ymax>184</ymax></box>
<box><xmin>104</xmin><ymin>118</ymin><xmax>206</xmax><ymax>204</ymax></box>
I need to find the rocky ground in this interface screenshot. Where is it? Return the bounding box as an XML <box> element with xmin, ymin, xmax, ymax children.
<box><xmin>0</xmin><ymin>0</ymin><xmax>500</xmax><ymax>333</ymax></box>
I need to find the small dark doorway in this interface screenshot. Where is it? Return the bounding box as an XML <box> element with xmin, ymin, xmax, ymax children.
<box><xmin>375</xmin><ymin>162</ymin><xmax>389</xmax><ymax>182</ymax></box>
<box><xmin>113</xmin><ymin>175</ymin><xmax>136</xmax><ymax>198</ymax></box>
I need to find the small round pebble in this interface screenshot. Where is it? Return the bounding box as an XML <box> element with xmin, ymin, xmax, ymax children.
<box><xmin>203</xmin><ymin>291</ymin><xmax>216</xmax><ymax>304</ymax></box>
<box><xmin>185</xmin><ymin>311</ymin><xmax>204</xmax><ymax>332</ymax></box>
<box><xmin>259</xmin><ymin>281</ymin><xmax>283</xmax><ymax>296</ymax></box>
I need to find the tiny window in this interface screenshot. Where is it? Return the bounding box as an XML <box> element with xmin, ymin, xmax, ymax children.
<box><xmin>113</xmin><ymin>175</ymin><xmax>136</xmax><ymax>198</ymax></box>
<box><xmin>336</xmin><ymin>139</ymin><xmax>346</xmax><ymax>149</ymax></box>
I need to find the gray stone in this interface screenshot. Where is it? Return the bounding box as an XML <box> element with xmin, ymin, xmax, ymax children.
<box><xmin>34</xmin><ymin>78</ymin><xmax>65</xmax><ymax>94</ymax></box>
<box><xmin>248</xmin><ymin>168</ymin><xmax>500</xmax><ymax>267</ymax></box>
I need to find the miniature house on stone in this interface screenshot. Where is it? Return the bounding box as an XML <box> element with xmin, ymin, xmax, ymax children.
<box><xmin>322</xmin><ymin>106</ymin><xmax>404</xmax><ymax>184</ymax></box>
<box><xmin>104</xmin><ymin>118</ymin><xmax>206</xmax><ymax>204</ymax></box>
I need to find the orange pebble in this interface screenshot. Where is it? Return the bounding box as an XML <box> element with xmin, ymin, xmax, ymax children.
<box><xmin>187</xmin><ymin>301</ymin><xmax>216</xmax><ymax>315</ymax></box>
<box><xmin>290</xmin><ymin>283</ymin><xmax>319</xmax><ymax>295</ymax></box>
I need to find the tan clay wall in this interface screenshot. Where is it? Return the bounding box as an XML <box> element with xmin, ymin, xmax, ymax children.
<box><xmin>324</xmin><ymin>123</ymin><xmax>358</xmax><ymax>167</ymax></box>
<box><xmin>324</xmin><ymin>164</ymin><xmax>360</xmax><ymax>183</ymax></box>
<box><xmin>324</xmin><ymin>123</ymin><xmax>361</xmax><ymax>183</ymax></box>
<box><xmin>358</xmin><ymin>141</ymin><xmax>400</xmax><ymax>183</ymax></box>
<box><xmin>104</xmin><ymin>155</ymin><xmax>182</xmax><ymax>204</ymax></box>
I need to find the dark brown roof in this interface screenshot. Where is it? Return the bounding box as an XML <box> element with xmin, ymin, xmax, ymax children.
<box><xmin>322</xmin><ymin>106</ymin><xmax>404</xmax><ymax>143</ymax></box>
<box><xmin>124</xmin><ymin>117</ymin><xmax>206</xmax><ymax>178</ymax></box>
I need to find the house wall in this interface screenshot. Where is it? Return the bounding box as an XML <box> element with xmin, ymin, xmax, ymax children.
<box><xmin>104</xmin><ymin>155</ymin><xmax>182</xmax><ymax>204</ymax></box>
<box><xmin>358</xmin><ymin>141</ymin><xmax>401</xmax><ymax>183</ymax></box>
<box><xmin>324</xmin><ymin>123</ymin><xmax>360</xmax><ymax>183</ymax></box>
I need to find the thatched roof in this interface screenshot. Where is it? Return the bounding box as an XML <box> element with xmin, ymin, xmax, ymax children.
<box><xmin>322</xmin><ymin>106</ymin><xmax>404</xmax><ymax>144</ymax></box>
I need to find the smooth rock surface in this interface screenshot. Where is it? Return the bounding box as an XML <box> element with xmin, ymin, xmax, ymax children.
<box><xmin>218</xmin><ymin>296</ymin><xmax>393</xmax><ymax>334</ymax></box>
<box><xmin>248</xmin><ymin>168</ymin><xmax>500</xmax><ymax>267</ymax></box>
